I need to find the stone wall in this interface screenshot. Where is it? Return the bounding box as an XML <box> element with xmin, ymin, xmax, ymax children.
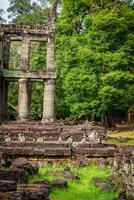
<box><xmin>113</xmin><ymin>147</ymin><xmax>134</xmax><ymax>199</ymax></box>
<box><xmin>0</xmin><ymin>122</ymin><xmax>117</xmax><ymax>158</ymax></box>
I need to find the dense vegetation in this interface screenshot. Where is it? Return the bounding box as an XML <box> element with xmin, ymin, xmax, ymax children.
<box><xmin>1</xmin><ymin>0</ymin><xmax>134</xmax><ymax>126</ymax></box>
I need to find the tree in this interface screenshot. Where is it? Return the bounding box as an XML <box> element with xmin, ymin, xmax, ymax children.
<box><xmin>0</xmin><ymin>9</ymin><xmax>5</xmax><ymax>23</ymax></box>
<box><xmin>55</xmin><ymin>0</ymin><xmax>134</xmax><ymax>126</ymax></box>
<box><xmin>7</xmin><ymin>0</ymin><xmax>57</xmax><ymax>25</ymax></box>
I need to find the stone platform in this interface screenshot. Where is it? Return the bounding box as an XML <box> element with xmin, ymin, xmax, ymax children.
<box><xmin>0</xmin><ymin>122</ymin><xmax>117</xmax><ymax>158</ymax></box>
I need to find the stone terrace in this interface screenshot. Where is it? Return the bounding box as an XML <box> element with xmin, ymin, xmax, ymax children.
<box><xmin>0</xmin><ymin>122</ymin><xmax>116</xmax><ymax>158</ymax></box>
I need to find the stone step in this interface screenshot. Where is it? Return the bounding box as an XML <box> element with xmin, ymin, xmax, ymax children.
<box><xmin>0</xmin><ymin>145</ymin><xmax>116</xmax><ymax>157</ymax></box>
<box><xmin>0</xmin><ymin>128</ymin><xmax>29</xmax><ymax>132</ymax></box>
<box><xmin>75</xmin><ymin>147</ymin><xmax>116</xmax><ymax>157</ymax></box>
<box><xmin>0</xmin><ymin>170</ymin><xmax>25</xmax><ymax>182</ymax></box>
<box><xmin>30</xmin><ymin>126</ymin><xmax>60</xmax><ymax>131</ymax></box>
<box><xmin>0</xmin><ymin>131</ymin><xmax>60</xmax><ymax>138</ymax></box>
<box><xmin>0</xmin><ymin>142</ymin><xmax>68</xmax><ymax>148</ymax></box>
<box><xmin>34</xmin><ymin>132</ymin><xmax>60</xmax><ymax>137</ymax></box>
<box><xmin>0</xmin><ymin>136</ymin><xmax>83</xmax><ymax>143</ymax></box>
<box><xmin>0</xmin><ymin>180</ymin><xmax>16</xmax><ymax>192</ymax></box>
<box><xmin>78</xmin><ymin>143</ymin><xmax>117</xmax><ymax>148</ymax></box>
<box><xmin>0</xmin><ymin>147</ymin><xmax>71</xmax><ymax>156</ymax></box>
<box><xmin>43</xmin><ymin>137</ymin><xmax>59</xmax><ymax>141</ymax></box>
<box><xmin>0</xmin><ymin>129</ymin><xmax>60</xmax><ymax>137</ymax></box>
<box><xmin>62</xmin><ymin>131</ymin><xmax>84</xmax><ymax>137</ymax></box>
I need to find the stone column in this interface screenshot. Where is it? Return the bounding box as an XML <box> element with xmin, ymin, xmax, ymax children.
<box><xmin>0</xmin><ymin>78</ymin><xmax>2</xmax><ymax>124</ymax></box>
<box><xmin>42</xmin><ymin>33</ymin><xmax>55</xmax><ymax>122</ymax></box>
<box><xmin>0</xmin><ymin>41</ymin><xmax>3</xmax><ymax>68</ymax></box>
<box><xmin>18</xmin><ymin>78</ymin><xmax>29</xmax><ymax>121</ymax></box>
<box><xmin>0</xmin><ymin>41</ymin><xmax>2</xmax><ymax>123</ymax></box>
<box><xmin>28</xmin><ymin>81</ymin><xmax>32</xmax><ymax>118</ymax></box>
<box><xmin>0</xmin><ymin>80</ymin><xmax>8</xmax><ymax>121</ymax></box>
<box><xmin>21</xmin><ymin>35</ymin><xmax>30</xmax><ymax>70</ymax></box>
<box><xmin>42</xmin><ymin>79</ymin><xmax>55</xmax><ymax>122</ymax></box>
<box><xmin>3</xmin><ymin>38</ymin><xmax>10</xmax><ymax>69</ymax></box>
<box><xmin>0</xmin><ymin>79</ymin><xmax>2</xmax><ymax>123</ymax></box>
<box><xmin>46</xmin><ymin>35</ymin><xmax>55</xmax><ymax>70</ymax></box>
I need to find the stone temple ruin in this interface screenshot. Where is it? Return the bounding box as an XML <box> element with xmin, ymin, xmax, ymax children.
<box><xmin>0</xmin><ymin>24</ymin><xmax>56</xmax><ymax>123</ymax></box>
<box><xmin>0</xmin><ymin>23</ymin><xmax>118</xmax><ymax>158</ymax></box>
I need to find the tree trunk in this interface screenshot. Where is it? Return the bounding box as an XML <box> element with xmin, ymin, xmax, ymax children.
<box><xmin>101</xmin><ymin>110</ymin><xmax>112</xmax><ymax>128</ymax></box>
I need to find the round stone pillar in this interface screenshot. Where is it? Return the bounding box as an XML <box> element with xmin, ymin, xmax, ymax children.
<box><xmin>21</xmin><ymin>35</ymin><xmax>30</xmax><ymax>70</ymax></box>
<box><xmin>18</xmin><ymin>78</ymin><xmax>29</xmax><ymax>121</ymax></box>
<box><xmin>42</xmin><ymin>79</ymin><xmax>55</xmax><ymax>122</ymax></box>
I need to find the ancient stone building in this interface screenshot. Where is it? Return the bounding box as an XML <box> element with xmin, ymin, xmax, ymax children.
<box><xmin>0</xmin><ymin>24</ymin><xmax>56</xmax><ymax>123</ymax></box>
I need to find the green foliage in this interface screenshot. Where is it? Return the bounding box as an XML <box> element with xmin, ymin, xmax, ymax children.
<box><xmin>7</xmin><ymin>0</ymin><xmax>52</xmax><ymax>25</ymax></box>
<box><xmin>30</xmin><ymin>41</ymin><xmax>47</xmax><ymax>70</ymax></box>
<box><xmin>0</xmin><ymin>9</ymin><xmax>5</xmax><ymax>23</ymax></box>
<box><xmin>8</xmin><ymin>83</ymin><xmax>18</xmax><ymax>119</ymax></box>
<box><xmin>98</xmin><ymin>71</ymin><xmax>134</xmax><ymax>114</ymax></box>
<box><xmin>31</xmin><ymin>83</ymin><xmax>43</xmax><ymax>120</ymax></box>
<box><xmin>8</xmin><ymin>0</ymin><xmax>32</xmax><ymax>18</ymax></box>
<box><xmin>55</xmin><ymin>0</ymin><xmax>134</xmax><ymax>121</ymax></box>
<box><xmin>63</xmin><ymin>67</ymin><xmax>98</xmax><ymax>116</ymax></box>
<box><xmin>9</xmin><ymin>41</ymin><xmax>22</xmax><ymax>69</ymax></box>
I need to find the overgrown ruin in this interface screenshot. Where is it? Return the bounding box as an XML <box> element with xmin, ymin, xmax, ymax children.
<box><xmin>0</xmin><ymin>24</ymin><xmax>56</xmax><ymax>123</ymax></box>
<box><xmin>0</xmin><ymin>18</ymin><xmax>133</xmax><ymax>200</ymax></box>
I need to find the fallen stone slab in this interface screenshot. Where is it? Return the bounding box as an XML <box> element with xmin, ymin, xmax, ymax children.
<box><xmin>17</xmin><ymin>183</ymin><xmax>50</xmax><ymax>193</ymax></box>
<box><xmin>10</xmin><ymin>158</ymin><xmax>28</xmax><ymax>169</ymax></box>
<box><xmin>10</xmin><ymin>158</ymin><xmax>38</xmax><ymax>176</ymax></box>
<box><xmin>33</xmin><ymin>180</ymin><xmax>52</xmax><ymax>192</ymax></box>
<box><xmin>14</xmin><ymin>183</ymin><xmax>50</xmax><ymax>200</ymax></box>
<box><xmin>0</xmin><ymin>170</ymin><xmax>26</xmax><ymax>183</ymax></box>
<box><xmin>51</xmin><ymin>179</ymin><xmax>68</xmax><ymax>188</ymax></box>
<box><xmin>0</xmin><ymin>191</ymin><xmax>14</xmax><ymax>200</ymax></box>
<box><xmin>0</xmin><ymin>180</ymin><xmax>16</xmax><ymax>192</ymax></box>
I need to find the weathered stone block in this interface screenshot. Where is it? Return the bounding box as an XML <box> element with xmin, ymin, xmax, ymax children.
<box><xmin>51</xmin><ymin>179</ymin><xmax>68</xmax><ymax>188</ymax></box>
<box><xmin>0</xmin><ymin>180</ymin><xmax>16</xmax><ymax>192</ymax></box>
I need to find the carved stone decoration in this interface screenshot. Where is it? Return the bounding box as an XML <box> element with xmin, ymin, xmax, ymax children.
<box><xmin>4</xmin><ymin>133</ymin><xmax>11</xmax><ymax>144</ymax></box>
<box><xmin>18</xmin><ymin>133</ymin><xmax>26</xmax><ymax>143</ymax></box>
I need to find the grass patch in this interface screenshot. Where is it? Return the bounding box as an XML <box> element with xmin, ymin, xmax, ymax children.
<box><xmin>109</xmin><ymin>131</ymin><xmax>134</xmax><ymax>138</ymax></box>
<box><xmin>107</xmin><ymin>130</ymin><xmax>134</xmax><ymax>146</ymax></box>
<box><xmin>107</xmin><ymin>137</ymin><xmax>134</xmax><ymax>146</ymax></box>
<box><xmin>29</xmin><ymin>164</ymin><xmax>119</xmax><ymax>200</ymax></box>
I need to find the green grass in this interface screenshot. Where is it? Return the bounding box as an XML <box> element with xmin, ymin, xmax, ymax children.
<box><xmin>107</xmin><ymin>137</ymin><xmax>134</xmax><ymax>146</ymax></box>
<box><xmin>107</xmin><ymin>130</ymin><xmax>134</xmax><ymax>146</ymax></box>
<box><xmin>29</xmin><ymin>164</ymin><xmax>119</xmax><ymax>200</ymax></box>
<box><xmin>109</xmin><ymin>131</ymin><xmax>134</xmax><ymax>138</ymax></box>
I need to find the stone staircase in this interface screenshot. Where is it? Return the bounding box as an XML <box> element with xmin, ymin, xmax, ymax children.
<box><xmin>0</xmin><ymin>122</ymin><xmax>117</xmax><ymax>158</ymax></box>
